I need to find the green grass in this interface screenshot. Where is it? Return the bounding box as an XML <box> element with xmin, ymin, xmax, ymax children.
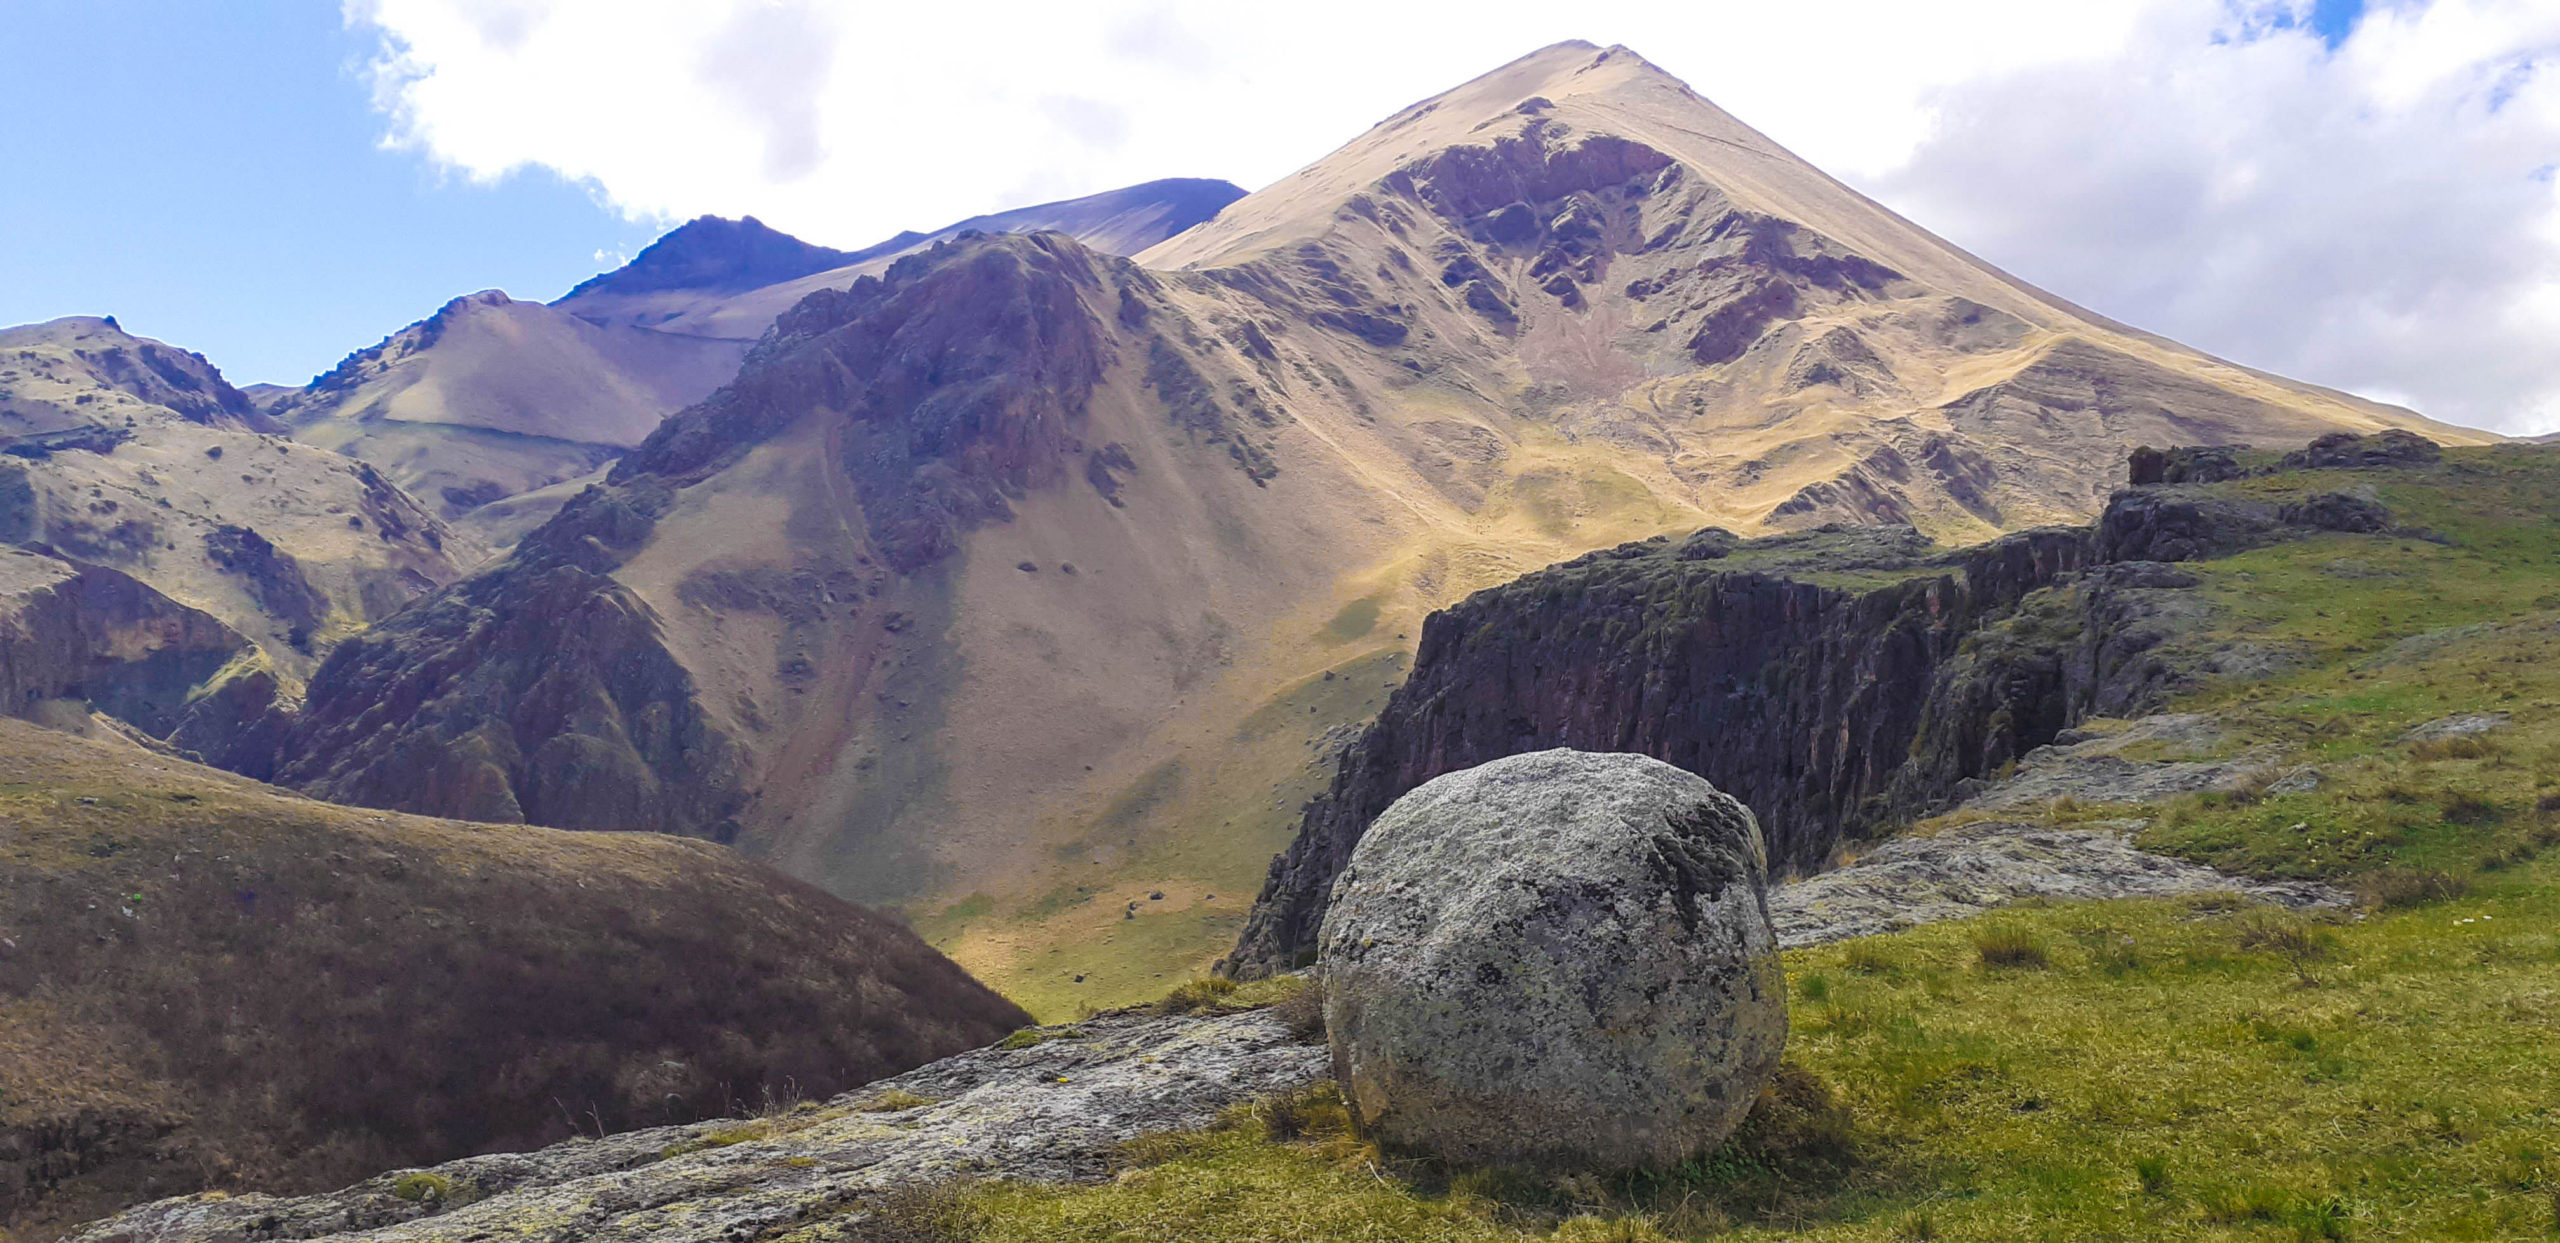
<box><xmin>1319</xmin><ymin>594</ymin><xmax>1385</xmax><ymax>645</ymax></box>
<box><xmin>1889</xmin><ymin>446</ymin><xmax>2560</xmax><ymax>889</ymax></box>
<box><xmin>952</xmin><ymin>872</ymin><xmax>2560</xmax><ymax>1239</ymax></box>
<box><xmin>935</xmin><ymin>447</ymin><xmax>2560</xmax><ymax>1239</ymax></box>
<box><xmin>937</xmin><ymin>646</ymin><xmax>1413</xmax><ymax>1023</ymax></box>
<box><xmin>388</xmin><ymin>1172</ymin><xmax>456</xmax><ymax>1203</ymax></box>
<box><xmin>996</xmin><ymin>1025</ymin><xmax>1088</xmax><ymax>1051</ymax></box>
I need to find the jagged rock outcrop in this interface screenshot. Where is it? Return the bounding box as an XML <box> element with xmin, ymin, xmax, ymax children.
<box><xmin>0</xmin><ymin>546</ymin><xmax>249</xmax><ymax>737</ymax></box>
<box><xmin>271</xmin><ymin>548</ymin><xmax>744</xmax><ymax>833</ymax></box>
<box><xmin>1226</xmin><ymin>436</ymin><xmax>2459</xmax><ymax>976</ymax></box>
<box><xmin>2097</xmin><ymin>476</ymin><xmax>2421</xmax><ymax>565</ymax></box>
<box><xmin>0</xmin><ymin>318</ymin><xmax>277</xmax><ymax>436</ymax></box>
<box><xmin>270</xmin><ymin>233</ymin><xmax>1125</xmax><ymax>836</ymax></box>
<box><xmin>1320</xmin><ymin>750</ymin><xmax>1785</xmax><ymax>1171</ymax></box>
<box><xmin>0</xmin><ymin>318</ymin><xmax>473</xmax><ymax>693</ymax></box>
<box><xmin>2282</xmin><ymin>428</ymin><xmax>2444</xmax><ymax>471</ymax></box>
<box><xmin>1228</xmin><ymin>523</ymin><xmax>2091</xmax><ymax>975</ymax></box>
<box><xmin>2127</xmin><ymin>444</ymin><xmax>2248</xmax><ymax>486</ymax></box>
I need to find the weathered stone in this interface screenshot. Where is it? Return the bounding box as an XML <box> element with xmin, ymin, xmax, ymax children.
<box><xmin>1319</xmin><ymin>750</ymin><xmax>1786</xmax><ymax>1172</ymax></box>
<box><xmin>2401</xmin><ymin>711</ymin><xmax>2509</xmax><ymax>743</ymax></box>
<box><xmin>68</xmin><ymin>1009</ymin><xmax>1324</xmax><ymax>1243</ymax></box>
<box><xmin>2095</xmin><ymin>488</ymin><xmax>2286</xmax><ymax>563</ymax></box>
<box><xmin>1228</xmin><ymin>524</ymin><xmax>2094</xmax><ymax>977</ymax></box>
<box><xmin>2127</xmin><ymin>444</ymin><xmax>2248</xmax><ymax>486</ymax></box>
<box><xmin>1954</xmin><ymin>713</ymin><xmax>2285</xmax><ymax>812</ymax></box>
<box><xmin>2266</xmin><ymin>765</ymin><xmax>2325</xmax><ymax>796</ymax></box>
<box><xmin>2278</xmin><ymin>491</ymin><xmax>2392</xmax><ymax>534</ymax></box>
<box><xmin>1770</xmin><ymin>818</ymin><xmax>2344</xmax><ymax>947</ymax></box>
<box><xmin>2279</xmin><ymin>429</ymin><xmax>2442</xmax><ymax>472</ymax></box>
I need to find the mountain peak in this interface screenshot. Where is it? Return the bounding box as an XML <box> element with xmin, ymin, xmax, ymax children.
<box><xmin>846</xmin><ymin>177</ymin><xmax>1248</xmax><ymax>264</ymax></box>
<box><xmin>0</xmin><ymin>315</ymin><xmax>272</xmax><ymax>431</ymax></box>
<box><xmin>561</xmin><ymin>216</ymin><xmax>856</xmax><ymax>302</ymax></box>
<box><xmin>1139</xmin><ymin>41</ymin><xmax>1776</xmax><ymax>271</ymax></box>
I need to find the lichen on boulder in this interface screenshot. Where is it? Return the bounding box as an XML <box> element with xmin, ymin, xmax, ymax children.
<box><xmin>1318</xmin><ymin>749</ymin><xmax>1786</xmax><ymax>1171</ymax></box>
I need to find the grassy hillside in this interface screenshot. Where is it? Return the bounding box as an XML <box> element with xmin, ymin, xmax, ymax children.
<box><xmin>909</xmin><ymin>444</ymin><xmax>2560</xmax><ymax>1238</ymax></box>
<box><xmin>0</xmin><ymin>722</ymin><xmax>1026</xmax><ymax>1240</ymax></box>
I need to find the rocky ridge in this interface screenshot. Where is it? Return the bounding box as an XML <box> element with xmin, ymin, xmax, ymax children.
<box><xmin>273</xmin><ymin>293</ymin><xmax>750</xmax><ymax>541</ymax></box>
<box><xmin>70</xmin><ymin>1009</ymin><xmax>1322</xmax><ymax>1243</ymax></box>
<box><xmin>262</xmin><ymin>232</ymin><xmax>1129</xmax><ymax>836</ymax></box>
<box><xmin>553</xmin><ymin>180</ymin><xmax>1248</xmax><ymax>340</ymax></box>
<box><xmin>1227</xmin><ymin>433</ymin><xmax>2442</xmax><ymax>976</ymax></box>
<box><xmin>0</xmin><ymin>317</ymin><xmax>472</xmax><ymax>755</ymax></box>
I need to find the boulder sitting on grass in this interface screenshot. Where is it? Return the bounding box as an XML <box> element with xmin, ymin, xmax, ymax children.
<box><xmin>1317</xmin><ymin>749</ymin><xmax>1786</xmax><ymax>1171</ymax></box>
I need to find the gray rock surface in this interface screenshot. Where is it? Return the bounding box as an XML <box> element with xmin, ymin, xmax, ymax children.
<box><xmin>1770</xmin><ymin>819</ymin><xmax>2344</xmax><ymax>947</ymax></box>
<box><xmin>68</xmin><ymin>1009</ymin><xmax>1326</xmax><ymax>1243</ymax></box>
<box><xmin>2401</xmin><ymin>711</ymin><xmax>2510</xmax><ymax>743</ymax></box>
<box><xmin>1957</xmin><ymin>713</ymin><xmax>2283</xmax><ymax>812</ymax></box>
<box><xmin>1318</xmin><ymin>749</ymin><xmax>1786</xmax><ymax>1171</ymax></box>
<box><xmin>2266</xmin><ymin>765</ymin><xmax>2325</xmax><ymax>795</ymax></box>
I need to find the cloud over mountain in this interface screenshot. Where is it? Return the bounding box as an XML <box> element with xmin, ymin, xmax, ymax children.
<box><xmin>348</xmin><ymin>0</ymin><xmax>2560</xmax><ymax>431</ymax></box>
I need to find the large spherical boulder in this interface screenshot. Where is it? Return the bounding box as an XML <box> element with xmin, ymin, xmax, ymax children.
<box><xmin>1318</xmin><ymin>749</ymin><xmax>1786</xmax><ymax>1171</ymax></box>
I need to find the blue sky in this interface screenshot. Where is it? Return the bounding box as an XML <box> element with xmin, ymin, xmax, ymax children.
<box><xmin>2309</xmin><ymin>0</ymin><xmax>2368</xmax><ymax>44</ymax></box>
<box><xmin>1</xmin><ymin>1</ymin><xmax>2554</xmax><ymax>432</ymax></box>
<box><xmin>0</xmin><ymin>1</ymin><xmax>659</xmax><ymax>384</ymax></box>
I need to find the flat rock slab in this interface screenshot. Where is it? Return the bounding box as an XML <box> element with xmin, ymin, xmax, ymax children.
<box><xmin>1771</xmin><ymin>819</ymin><xmax>2344</xmax><ymax>947</ymax></box>
<box><xmin>71</xmin><ymin>1010</ymin><xmax>1327</xmax><ymax>1243</ymax></box>
<box><xmin>2401</xmin><ymin>711</ymin><xmax>2510</xmax><ymax>743</ymax></box>
<box><xmin>1957</xmin><ymin>713</ymin><xmax>2282</xmax><ymax>812</ymax></box>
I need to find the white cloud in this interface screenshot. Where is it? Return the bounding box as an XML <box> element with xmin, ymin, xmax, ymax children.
<box><xmin>1877</xmin><ymin>0</ymin><xmax>2560</xmax><ymax>432</ymax></box>
<box><xmin>348</xmin><ymin>0</ymin><xmax>2560</xmax><ymax>433</ymax></box>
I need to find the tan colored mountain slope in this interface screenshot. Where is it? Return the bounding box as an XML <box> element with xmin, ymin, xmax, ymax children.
<box><xmin>262</xmin><ymin>42</ymin><xmax>2487</xmax><ymax>1017</ymax></box>
<box><xmin>0</xmin><ymin>318</ymin><xmax>470</xmax><ymax>692</ymax></box>
<box><xmin>276</xmin><ymin>183</ymin><xmax>1247</xmax><ymax>548</ymax></box>
<box><xmin>273</xmin><ymin>292</ymin><xmax>751</xmax><ymax>543</ymax></box>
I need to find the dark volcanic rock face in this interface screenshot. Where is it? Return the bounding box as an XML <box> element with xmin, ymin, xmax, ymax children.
<box><xmin>275</xmin><ymin>554</ymin><xmax>740</xmax><ymax>833</ymax></box>
<box><xmin>2281</xmin><ymin>429</ymin><xmax>2443</xmax><ymax>471</ymax></box>
<box><xmin>2095</xmin><ymin>488</ymin><xmax>2287</xmax><ymax>563</ymax></box>
<box><xmin>1228</xmin><ymin>441</ymin><xmax>2457</xmax><ymax>975</ymax></box>
<box><xmin>616</xmin><ymin>233</ymin><xmax>1110</xmax><ymax>569</ymax></box>
<box><xmin>272</xmin><ymin>233</ymin><xmax>1120</xmax><ymax>835</ymax></box>
<box><xmin>1226</xmin><ymin>524</ymin><xmax>2092</xmax><ymax>975</ymax></box>
<box><xmin>0</xmin><ymin>549</ymin><xmax>251</xmax><ymax>738</ymax></box>
<box><xmin>2127</xmin><ymin>445</ymin><xmax>2248</xmax><ymax>486</ymax></box>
